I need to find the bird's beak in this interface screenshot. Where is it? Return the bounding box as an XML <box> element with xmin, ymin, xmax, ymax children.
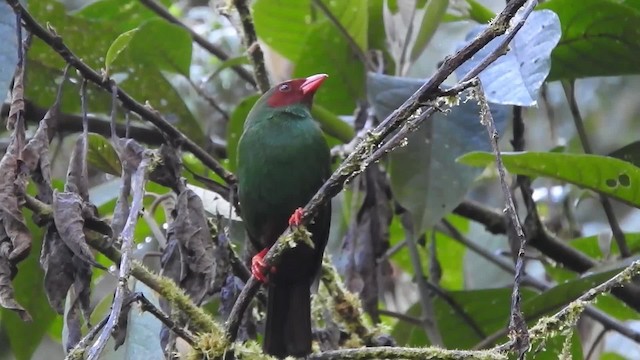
<box><xmin>300</xmin><ymin>74</ymin><xmax>328</xmax><ymax>95</ymax></box>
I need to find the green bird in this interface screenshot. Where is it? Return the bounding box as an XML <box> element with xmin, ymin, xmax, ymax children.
<box><xmin>237</xmin><ymin>74</ymin><xmax>331</xmax><ymax>358</ymax></box>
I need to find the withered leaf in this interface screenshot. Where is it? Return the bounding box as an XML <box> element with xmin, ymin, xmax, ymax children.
<box><xmin>7</xmin><ymin>64</ymin><xmax>25</xmax><ymax>131</ymax></box>
<box><xmin>65</xmin><ymin>135</ymin><xmax>89</xmax><ymax>201</ymax></box>
<box><xmin>161</xmin><ymin>189</ymin><xmax>215</xmax><ymax>305</ymax></box>
<box><xmin>336</xmin><ymin>166</ymin><xmax>393</xmax><ymax>321</ymax></box>
<box><xmin>40</xmin><ymin>227</ymin><xmax>74</xmax><ymax>313</ymax></box>
<box><xmin>21</xmin><ymin>111</ymin><xmax>54</xmax><ymax>203</ymax></box>
<box><xmin>148</xmin><ymin>144</ymin><xmax>181</xmax><ymax>191</ymax></box>
<box><xmin>0</xmin><ymin>240</ymin><xmax>31</xmax><ymax>321</ymax></box>
<box><xmin>0</xmin><ymin>144</ymin><xmax>31</xmax><ymax>263</ymax></box>
<box><xmin>52</xmin><ymin>191</ymin><xmax>100</xmax><ymax>267</ymax></box>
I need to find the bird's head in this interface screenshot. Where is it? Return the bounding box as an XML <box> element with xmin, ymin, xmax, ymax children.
<box><xmin>265</xmin><ymin>73</ymin><xmax>328</xmax><ymax>109</ymax></box>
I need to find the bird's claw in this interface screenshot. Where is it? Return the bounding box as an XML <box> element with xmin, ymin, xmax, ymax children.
<box><xmin>251</xmin><ymin>248</ymin><xmax>276</xmax><ymax>283</ymax></box>
<box><xmin>288</xmin><ymin>208</ymin><xmax>304</xmax><ymax>227</ymax></box>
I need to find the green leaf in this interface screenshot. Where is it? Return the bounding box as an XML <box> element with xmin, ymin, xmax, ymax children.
<box><xmin>369</xmin><ymin>74</ymin><xmax>509</xmax><ymax>234</ymax></box>
<box><xmin>1</xmin><ymin>206</ymin><xmax>56</xmax><ymax>360</ymax></box>
<box><xmin>207</xmin><ymin>55</ymin><xmax>250</xmax><ymax>81</ymax></box>
<box><xmin>521</xmin><ymin>264</ymin><xmax>632</xmax><ymax>320</ymax></box>
<box><xmin>87</xmin><ymin>133</ymin><xmax>122</xmax><ymax>176</ymax></box>
<box><xmin>539</xmin><ymin>0</ymin><xmax>640</xmax><ymax>80</ymax></box>
<box><xmin>105</xmin><ymin>29</ymin><xmax>138</xmax><ymax>75</ymax></box>
<box><xmin>325</xmin><ymin>0</ymin><xmax>368</xmax><ymax>51</ymax></box>
<box><xmin>311</xmin><ymin>105</ymin><xmax>354</xmax><ymax>143</ymax></box>
<box><xmin>123</xmin><ymin>20</ymin><xmax>192</xmax><ymax>77</ymax></box>
<box><xmin>465</xmin><ymin>0</ymin><xmax>495</xmax><ymax>23</ymax></box>
<box><xmin>457</xmin><ymin>152</ymin><xmax>640</xmax><ymax>209</ymax></box>
<box><xmin>409</xmin><ymin>0</ymin><xmax>449</xmax><ymax>62</ymax></box>
<box><xmin>253</xmin><ymin>0</ymin><xmax>311</xmax><ymax>60</ymax></box>
<box><xmin>293</xmin><ymin>24</ymin><xmax>365</xmax><ymax>114</ymax></box>
<box><xmin>226</xmin><ymin>95</ymin><xmax>260</xmax><ymax>172</ymax></box>
<box><xmin>434</xmin><ymin>288</ymin><xmax>537</xmax><ymax>348</ymax></box>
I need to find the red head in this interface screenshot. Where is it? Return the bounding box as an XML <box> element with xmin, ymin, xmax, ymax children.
<box><xmin>266</xmin><ymin>74</ymin><xmax>328</xmax><ymax>108</ymax></box>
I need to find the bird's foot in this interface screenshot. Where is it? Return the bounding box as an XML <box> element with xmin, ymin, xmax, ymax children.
<box><xmin>288</xmin><ymin>207</ymin><xmax>304</xmax><ymax>227</ymax></box>
<box><xmin>251</xmin><ymin>248</ymin><xmax>276</xmax><ymax>283</ymax></box>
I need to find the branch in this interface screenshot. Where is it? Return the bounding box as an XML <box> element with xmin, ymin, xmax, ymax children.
<box><xmin>138</xmin><ymin>0</ymin><xmax>257</xmax><ymax>87</ymax></box>
<box><xmin>130</xmin><ymin>292</ymin><xmax>196</xmax><ymax>345</ymax></box>
<box><xmin>87</xmin><ymin>155</ymin><xmax>151</xmax><ymax>360</ymax></box>
<box><xmin>5</xmin><ymin>0</ymin><xmax>236</xmax><ymax>185</ymax></box>
<box><xmin>222</xmin><ymin>0</ymin><xmax>538</xmax><ymax>342</ymax></box>
<box><xmin>561</xmin><ymin>81</ymin><xmax>630</xmax><ymax>257</ymax></box>
<box><xmin>231</xmin><ymin>0</ymin><xmax>270</xmax><ymax>93</ymax></box>
<box><xmin>1</xmin><ymin>102</ymin><xmax>228</xmax><ymax>157</ymax></box>
<box><xmin>475</xmin><ymin>82</ymin><xmax>529</xmax><ymax>356</ymax></box>
<box><xmin>308</xmin><ymin>347</ymin><xmax>505</xmax><ymax>360</ymax></box>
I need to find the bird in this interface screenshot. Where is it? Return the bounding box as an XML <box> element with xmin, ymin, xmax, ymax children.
<box><xmin>236</xmin><ymin>74</ymin><xmax>332</xmax><ymax>358</ymax></box>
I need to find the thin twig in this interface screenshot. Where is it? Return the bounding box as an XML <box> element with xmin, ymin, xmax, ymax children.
<box><xmin>378</xmin><ymin>309</ymin><xmax>422</xmax><ymax>327</ymax></box>
<box><xmin>65</xmin><ymin>316</ymin><xmax>109</xmax><ymax>359</ymax></box>
<box><xmin>399</xmin><ymin>211</ymin><xmax>443</xmax><ymax>345</ymax></box>
<box><xmin>130</xmin><ymin>292</ymin><xmax>197</xmax><ymax>345</ymax></box>
<box><xmin>184</xmin><ymin>76</ymin><xmax>229</xmax><ymax>121</ymax></box>
<box><xmin>138</xmin><ymin>0</ymin><xmax>256</xmax><ymax>87</ymax></box>
<box><xmin>5</xmin><ymin>0</ymin><xmax>235</xmax><ymax>185</ymax></box>
<box><xmin>561</xmin><ymin>81</ymin><xmax>630</xmax><ymax>257</ymax></box>
<box><xmin>223</xmin><ymin>0</ymin><xmax>536</xmax><ymax>342</ymax></box>
<box><xmin>87</xmin><ymin>155</ymin><xmax>151</xmax><ymax>360</ymax></box>
<box><xmin>475</xmin><ymin>81</ymin><xmax>529</xmax><ymax>357</ymax></box>
<box><xmin>231</xmin><ymin>0</ymin><xmax>270</xmax><ymax>93</ymax></box>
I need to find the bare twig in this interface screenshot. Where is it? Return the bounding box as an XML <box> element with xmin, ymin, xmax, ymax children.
<box><xmin>130</xmin><ymin>292</ymin><xmax>197</xmax><ymax>345</ymax></box>
<box><xmin>230</xmin><ymin>0</ymin><xmax>270</xmax><ymax>93</ymax></box>
<box><xmin>87</xmin><ymin>155</ymin><xmax>151</xmax><ymax>360</ymax></box>
<box><xmin>65</xmin><ymin>316</ymin><xmax>109</xmax><ymax>360</ymax></box>
<box><xmin>399</xmin><ymin>211</ymin><xmax>443</xmax><ymax>345</ymax></box>
<box><xmin>475</xmin><ymin>82</ymin><xmax>529</xmax><ymax>357</ymax></box>
<box><xmin>378</xmin><ymin>309</ymin><xmax>422</xmax><ymax>327</ymax></box>
<box><xmin>561</xmin><ymin>81</ymin><xmax>630</xmax><ymax>257</ymax></box>
<box><xmin>138</xmin><ymin>0</ymin><xmax>256</xmax><ymax>87</ymax></box>
<box><xmin>5</xmin><ymin>0</ymin><xmax>235</xmax><ymax>185</ymax></box>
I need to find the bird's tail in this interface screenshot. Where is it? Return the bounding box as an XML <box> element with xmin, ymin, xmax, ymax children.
<box><xmin>264</xmin><ymin>281</ymin><xmax>312</xmax><ymax>358</ymax></box>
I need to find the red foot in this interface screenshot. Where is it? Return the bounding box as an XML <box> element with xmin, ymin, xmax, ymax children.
<box><xmin>251</xmin><ymin>248</ymin><xmax>276</xmax><ymax>283</ymax></box>
<box><xmin>288</xmin><ymin>208</ymin><xmax>304</xmax><ymax>227</ymax></box>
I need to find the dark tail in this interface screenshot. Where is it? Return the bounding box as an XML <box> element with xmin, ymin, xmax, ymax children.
<box><xmin>264</xmin><ymin>281</ymin><xmax>312</xmax><ymax>358</ymax></box>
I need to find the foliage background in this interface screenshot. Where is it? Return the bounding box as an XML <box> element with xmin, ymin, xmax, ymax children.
<box><xmin>1</xmin><ymin>0</ymin><xmax>640</xmax><ymax>359</ymax></box>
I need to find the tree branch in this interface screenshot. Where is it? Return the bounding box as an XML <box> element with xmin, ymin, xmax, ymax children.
<box><xmin>561</xmin><ymin>81</ymin><xmax>630</xmax><ymax>257</ymax></box>
<box><xmin>138</xmin><ymin>0</ymin><xmax>257</xmax><ymax>87</ymax></box>
<box><xmin>5</xmin><ymin>0</ymin><xmax>236</xmax><ymax>185</ymax></box>
<box><xmin>230</xmin><ymin>0</ymin><xmax>270</xmax><ymax>93</ymax></box>
<box><xmin>308</xmin><ymin>347</ymin><xmax>505</xmax><ymax>360</ymax></box>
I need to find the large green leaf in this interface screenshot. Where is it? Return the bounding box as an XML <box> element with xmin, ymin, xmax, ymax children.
<box><xmin>122</xmin><ymin>20</ymin><xmax>192</xmax><ymax>77</ymax></box>
<box><xmin>293</xmin><ymin>23</ymin><xmax>365</xmax><ymax>114</ymax></box>
<box><xmin>521</xmin><ymin>265</ymin><xmax>631</xmax><ymax>320</ymax></box>
<box><xmin>457</xmin><ymin>152</ymin><xmax>640</xmax><ymax>209</ymax></box>
<box><xmin>539</xmin><ymin>0</ymin><xmax>640</xmax><ymax>80</ymax></box>
<box><xmin>253</xmin><ymin>0</ymin><xmax>368</xmax><ymax>61</ymax></box>
<box><xmin>369</xmin><ymin>74</ymin><xmax>508</xmax><ymax>234</ymax></box>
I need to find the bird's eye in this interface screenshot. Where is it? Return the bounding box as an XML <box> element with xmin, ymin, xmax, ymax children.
<box><xmin>279</xmin><ymin>83</ymin><xmax>291</xmax><ymax>92</ymax></box>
